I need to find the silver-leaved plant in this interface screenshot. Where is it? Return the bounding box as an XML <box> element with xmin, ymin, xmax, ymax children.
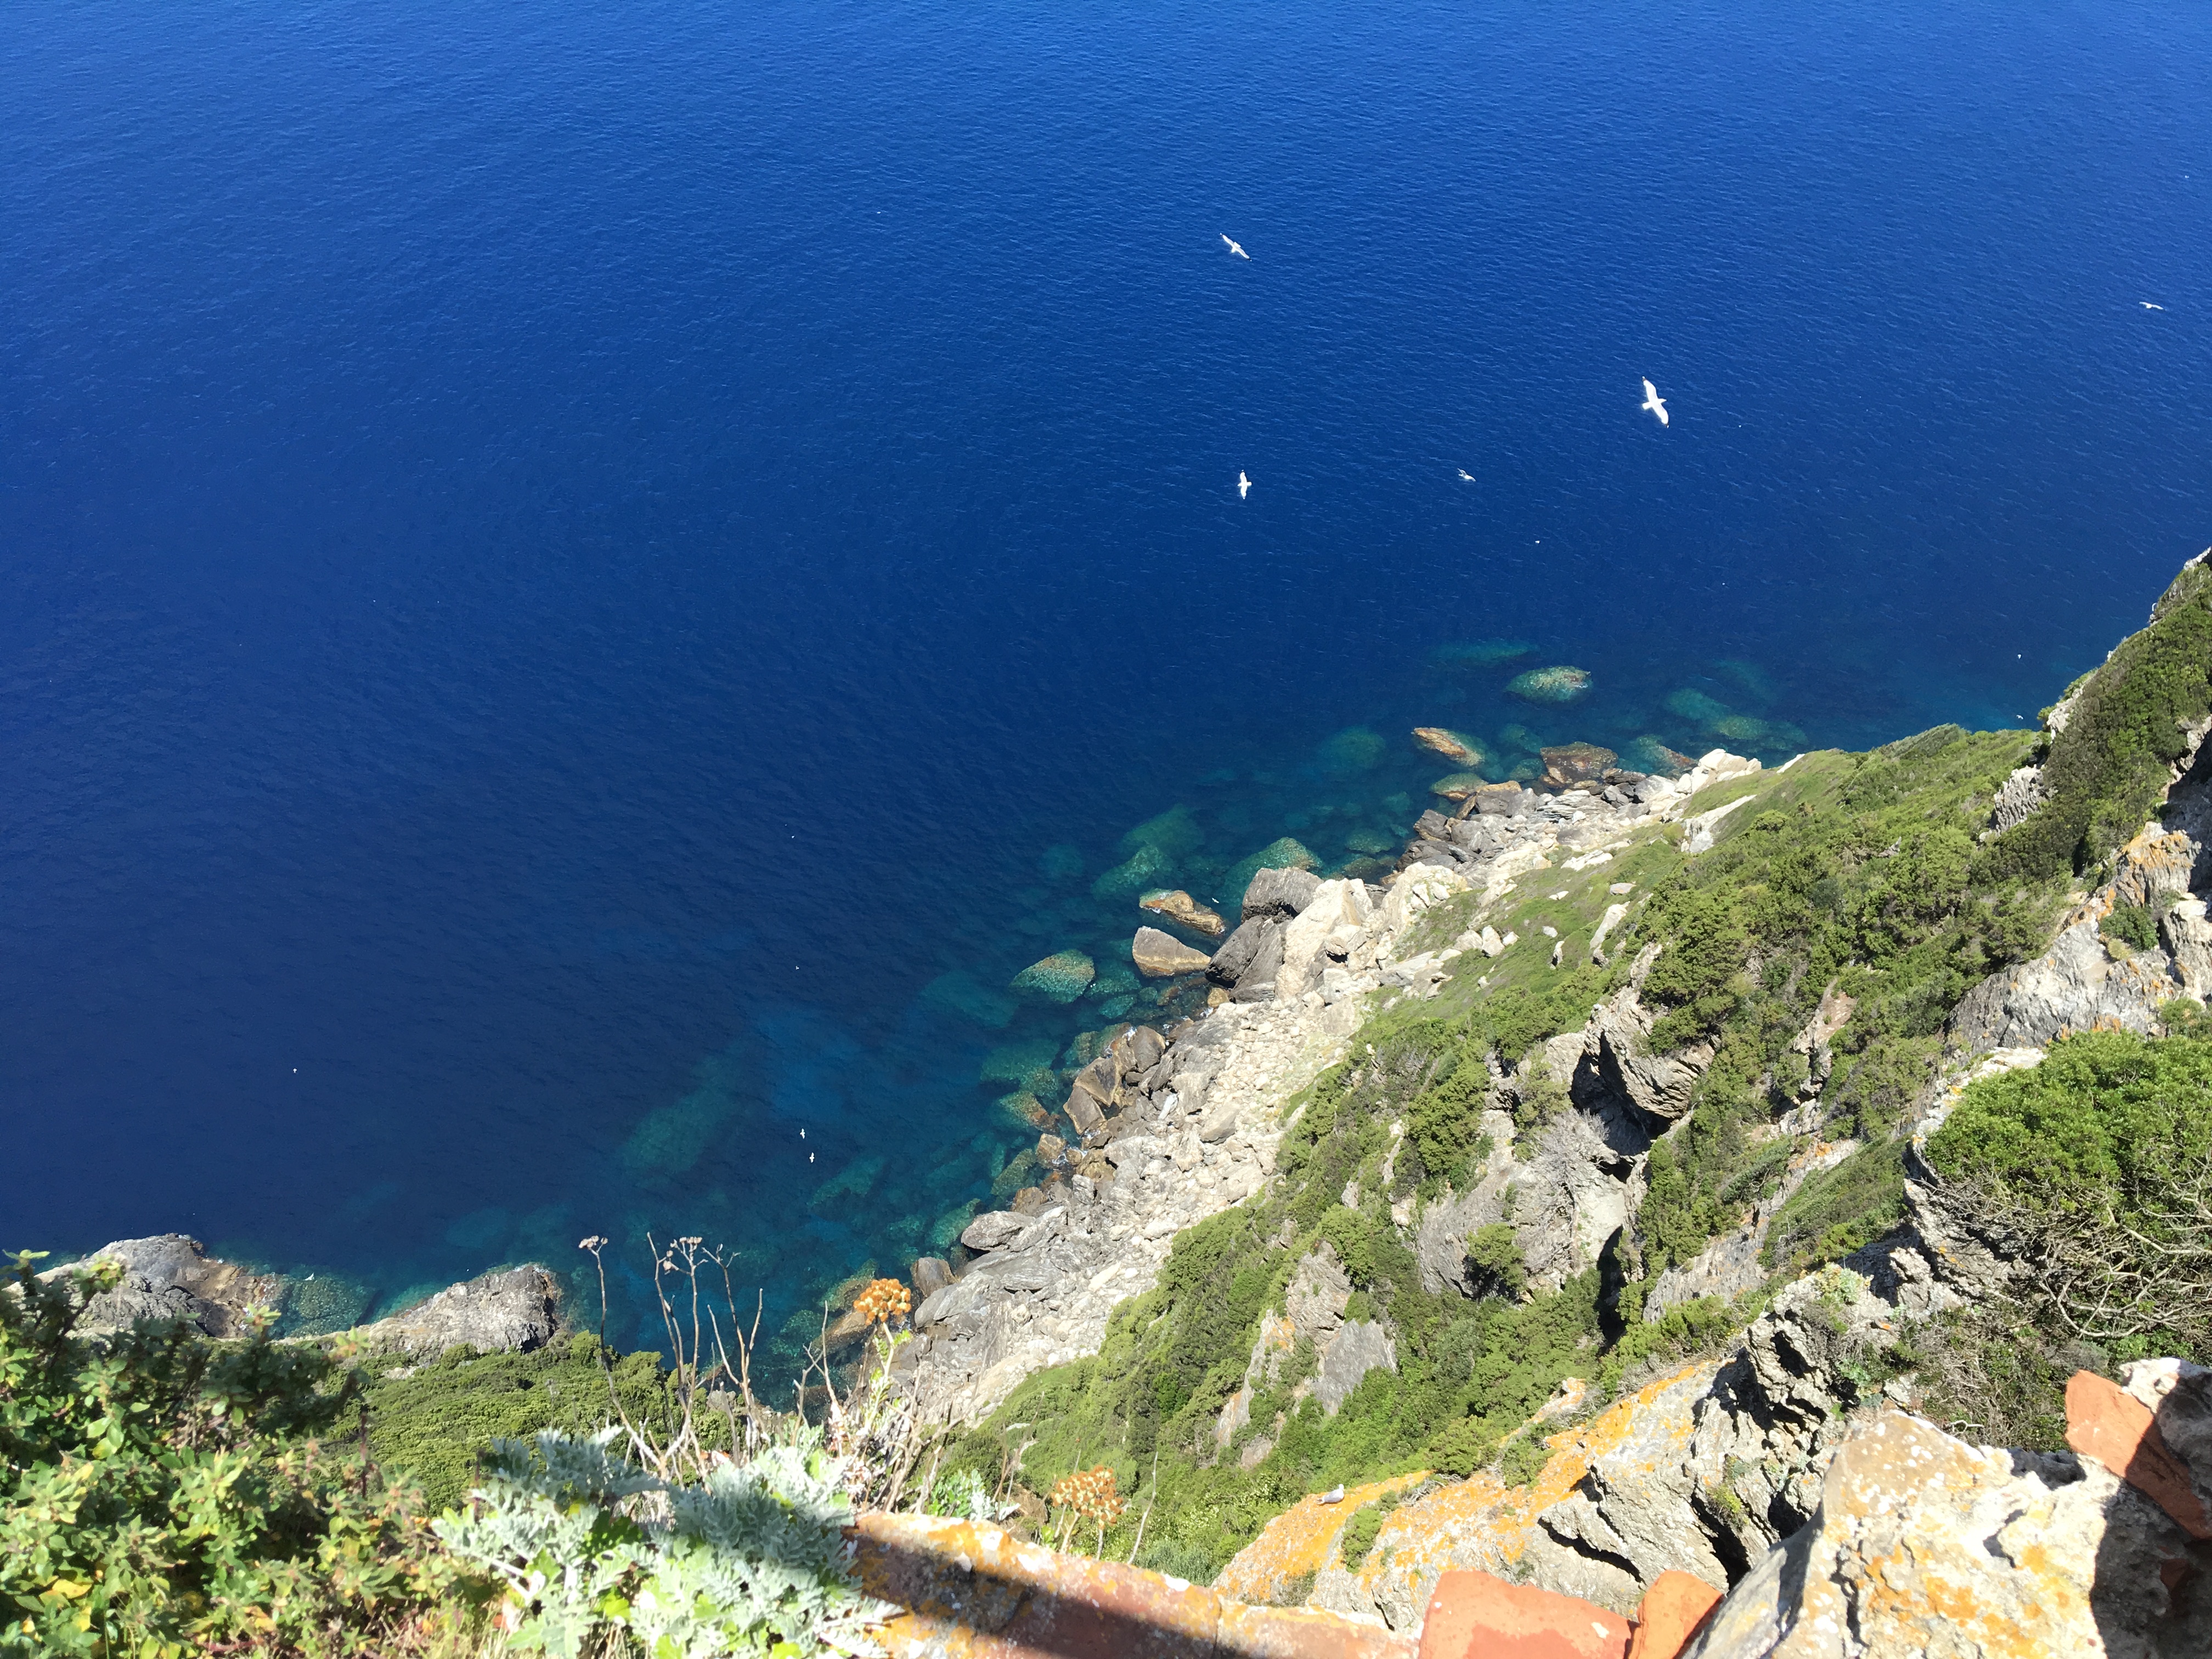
<box><xmin>432</xmin><ymin>1426</ymin><xmax>895</xmax><ymax>1658</ymax></box>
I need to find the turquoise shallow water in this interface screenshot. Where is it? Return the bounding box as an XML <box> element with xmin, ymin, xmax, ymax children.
<box><xmin>5</xmin><ymin>0</ymin><xmax>2211</xmax><ymax>1374</ymax></box>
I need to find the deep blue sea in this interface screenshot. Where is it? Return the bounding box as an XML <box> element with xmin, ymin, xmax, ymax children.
<box><xmin>7</xmin><ymin>0</ymin><xmax>2210</xmax><ymax>1370</ymax></box>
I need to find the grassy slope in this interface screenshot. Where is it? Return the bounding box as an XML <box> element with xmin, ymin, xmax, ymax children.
<box><xmin>360</xmin><ymin>1334</ymin><xmax>699</xmax><ymax>1510</ymax></box>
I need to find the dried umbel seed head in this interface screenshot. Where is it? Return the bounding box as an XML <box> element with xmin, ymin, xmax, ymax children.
<box><xmin>853</xmin><ymin>1278</ymin><xmax>912</xmax><ymax>1325</ymax></box>
<box><xmin>1047</xmin><ymin>1466</ymin><xmax>1126</xmax><ymax>1526</ymax></box>
<box><xmin>577</xmin><ymin>1235</ymin><xmax>609</xmax><ymax>1252</ymax></box>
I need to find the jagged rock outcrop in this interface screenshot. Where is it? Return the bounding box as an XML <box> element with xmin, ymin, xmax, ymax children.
<box><xmin>905</xmin><ymin>986</ymin><xmax>1357</xmax><ymax>1422</ymax></box>
<box><xmin>1575</xmin><ymin>946</ymin><xmax>1712</xmax><ymax>1130</ymax></box>
<box><xmin>1685</xmin><ymin>1409</ymin><xmax>2212</xmax><ymax>1657</ymax></box>
<box><xmin>42</xmin><ymin>1235</ymin><xmax>567</xmax><ymax>1357</ymax></box>
<box><xmin>349</xmin><ymin>1264</ymin><xmax>565</xmax><ymax>1355</ymax></box>
<box><xmin>1281</xmin><ymin>1255</ymin><xmax>1950</xmax><ymax>1628</ymax></box>
<box><xmin>48</xmin><ymin>1234</ymin><xmax>284</xmax><ymax>1339</ymax></box>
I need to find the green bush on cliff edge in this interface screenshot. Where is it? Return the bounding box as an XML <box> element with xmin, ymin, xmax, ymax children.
<box><xmin>0</xmin><ymin>1251</ymin><xmax>479</xmax><ymax>1657</ymax></box>
<box><xmin>1984</xmin><ymin>556</ymin><xmax>2212</xmax><ymax>881</ymax></box>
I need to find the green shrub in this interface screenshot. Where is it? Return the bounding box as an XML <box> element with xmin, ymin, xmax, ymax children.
<box><xmin>1987</xmin><ymin>560</ymin><xmax>2212</xmax><ymax>881</ymax></box>
<box><xmin>1761</xmin><ymin>1141</ymin><xmax>1908</xmax><ymax>1278</ymax></box>
<box><xmin>1925</xmin><ymin>1030</ymin><xmax>2212</xmax><ymax>1361</ymax></box>
<box><xmin>2099</xmin><ymin>902</ymin><xmax>2161</xmax><ymax>956</ymax></box>
<box><xmin>1497</xmin><ymin>1430</ymin><xmax>1553</xmax><ymax>1488</ymax></box>
<box><xmin>1424</xmin><ymin>1414</ymin><xmax>1496</xmax><ymax>1478</ymax></box>
<box><xmin>361</xmin><ymin>1330</ymin><xmax>679</xmax><ymax>1510</ymax></box>
<box><xmin>1336</xmin><ymin>1491</ymin><xmax>1404</xmax><ymax>1570</ymax></box>
<box><xmin>1464</xmin><ymin>1226</ymin><xmax>1526</xmax><ymax>1302</ymax></box>
<box><xmin>1409</xmin><ymin>1043</ymin><xmax>1493</xmax><ymax>1191</ymax></box>
<box><xmin>0</xmin><ymin>1251</ymin><xmax>472</xmax><ymax>1658</ymax></box>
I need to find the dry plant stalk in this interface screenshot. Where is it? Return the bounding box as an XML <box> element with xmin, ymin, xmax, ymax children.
<box><xmin>573</xmin><ymin>1238</ymin><xmax>935</xmax><ymax>1515</ymax></box>
<box><xmin>1952</xmin><ymin>1151</ymin><xmax>2212</xmax><ymax>1357</ymax></box>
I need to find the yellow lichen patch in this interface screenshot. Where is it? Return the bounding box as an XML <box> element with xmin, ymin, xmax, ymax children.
<box><xmin>1353</xmin><ymin>1363</ymin><xmax>1717</xmax><ymax>1600</ymax></box>
<box><xmin>1215</xmin><ymin>1473</ymin><xmax>1429</xmax><ymax>1604</ymax></box>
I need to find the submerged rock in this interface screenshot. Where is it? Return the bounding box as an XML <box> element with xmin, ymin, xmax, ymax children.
<box><xmin>1413</xmin><ymin>726</ymin><xmax>1484</xmax><ymax>765</ymax></box>
<box><xmin>1089</xmin><ymin>842</ymin><xmax>1172</xmax><ymax>902</ymax></box>
<box><xmin>1541</xmin><ymin>742</ymin><xmax>1617</xmax><ymax>789</ymax></box>
<box><xmin>1139</xmin><ymin>888</ymin><xmax>1227</xmax><ymax>936</ymax></box>
<box><xmin>1008</xmin><ymin>950</ymin><xmax>1096</xmax><ymax>1005</ymax></box>
<box><xmin>993</xmin><ymin>1091</ymin><xmax>1051</xmax><ymax>1131</ymax></box>
<box><xmin>919</xmin><ymin>970</ymin><xmax>1017</xmax><ymax>1029</ymax></box>
<box><xmin>1133</xmin><ymin>926</ymin><xmax>1212</xmax><ymax>977</ymax></box>
<box><xmin>1118</xmin><ymin>804</ymin><xmax>1205</xmax><ymax>860</ymax></box>
<box><xmin>1430</xmin><ymin>771</ymin><xmax>1489</xmax><ymax>800</ymax></box>
<box><xmin>1319</xmin><ymin>726</ymin><xmax>1389</xmax><ymax>774</ymax></box>
<box><xmin>978</xmin><ymin>1038</ymin><xmax>1059</xmax><ymax>1087</ymax></box>
<box><xmin>1664</xmin><ymin>687</ymin><xmax>1730</xmax><ymax>725</ymax></box>
<box><xmin>1624</xmin><ymin>736</ymin><xmax>1695</xmax><ymax>778</ymax></box>
<box><xmin>1508</xmin><ymin>665</ymin><xmax>1593</xmax><ymax>703</ymax></box>
<box><xmin>1433</xmin><ymin>639</ymin><xmax>1535</xmax><ymax>669</ymax></box>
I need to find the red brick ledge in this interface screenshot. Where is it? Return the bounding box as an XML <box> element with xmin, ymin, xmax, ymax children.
<box><xmin>854</xmin><ymin>1511</ymin><xmax>1416</xmax><ymax>1658</ymax></box>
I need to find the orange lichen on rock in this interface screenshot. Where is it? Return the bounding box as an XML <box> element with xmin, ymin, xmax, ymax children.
<box><xmin>1362</xmin><ymin>1364</ymin><xmax>1714</xmax><ymax>1598</ymax></box>
<box><xmin>1214</xmin><ymin>1474</ymin><xmax>1431</xmax><ymax>1605</ymax></box>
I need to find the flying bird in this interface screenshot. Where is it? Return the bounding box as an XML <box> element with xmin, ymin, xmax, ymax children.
<box><xmin>1458</xmin><ymin>469</ymin><xmax>1475</xmax><ymax>482</ymax></box>
<box><xmin>1641</xmin><ymin>378</ymin><xmax>1669</xmax><ymax>426</ymax></box>
<box><xmin>2143</xmin><ymin>301</ymin><xmax>2165</xmax><ymax>310</ymax></box>
<box><xmin>1238</xmin><ymin>471</ymin><xmax>1251</xmax><ymax>499</ymax></box>
<box><xmin>1221</xmin><ymin>234</ymin><xmax>1249</xmax><ymax>259</ymax></box>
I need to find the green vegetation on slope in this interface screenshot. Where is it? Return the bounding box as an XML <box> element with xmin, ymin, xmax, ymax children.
<box><xmin>359</xmin><ymin>1331</ymin><xmax>696</xmax><ymax>1509</ymax></box>
<box><xmin>0</xmin><ymin>1252</ymin><xmax>476</xmax><ymax>1657</ymax></box>
<box><xmin>1925</xmin><ymin>1028</ymin><xmax>2212</xmax><ymax>1365</ymax></box>
<box><xmin>1611</xmin><ymin>727</ymin><xmax>2061</xmax><ymax>1277</ymax></box>
<box><xmin>1984</xmin><ymin>556</ymin><xmax>2212</xmax><ymax>881</ymax></box>
<box><xmin>945</xmin><ymin>715</ymin><xmax>2089</xmax><ymax>1581</ymax></box>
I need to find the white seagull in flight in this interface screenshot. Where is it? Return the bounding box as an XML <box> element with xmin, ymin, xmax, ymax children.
<box><xmin>2143</xmin><ymin>301</ymin><xmax>2165</xmax><ymax>311</ymax></box>
<box><xmin>1221</xmin><ymin>234</ymin><xmax>1249</xmax><ymax>259</ymax></box>
<box><xmin>1458</xmin><ymin>469</ymin><xmax>1475</xmax><ymax>482</ymax></box>
<box><xmin>1641</xmin><ymin>377</ymin><xmax>1669</xmax><ymax>426</ymax></box>
<box><xmin>1238</xmin><ymin>471</ymin><xmax>1251</xmax><ymax>498</ymax></box>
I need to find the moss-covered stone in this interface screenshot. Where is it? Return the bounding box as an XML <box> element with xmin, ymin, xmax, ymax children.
<box><xmin>1507</xmin><ymin>665</ymin><xmax>1592</xmax><ymax>703</ymax></box>
<box><xmin>979</xmin><ymin>1038</ymin><xmax>1061</xmax><ymax>1085</ymax></box>
<box><xmin>1008</xmin><ymin>950</ymin><xmax>1097</xmax><ymax>1005</ymax></box>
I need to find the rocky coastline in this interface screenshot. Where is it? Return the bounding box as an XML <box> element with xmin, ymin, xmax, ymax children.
<box><xmin>898</xmin><ymin>746</ymin><xmax>1769</xmax><ymax>1425</ymax></box>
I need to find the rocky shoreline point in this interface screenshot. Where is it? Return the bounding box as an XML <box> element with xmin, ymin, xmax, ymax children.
<box><xmin>40</xmin><ymin>1234</ymin><xmax>566</xmax><ymax>1359</ymax></box>
<box><xmin>898</xmin><ymin>745</ymin><xmax>1764</xmax><ymax>1425</ymax></box>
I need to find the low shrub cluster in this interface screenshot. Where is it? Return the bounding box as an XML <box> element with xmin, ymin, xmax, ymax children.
<box><xmin>0</xmin><ymin>1250</ymin><xmax>473</xmax><ymax>1658</ymax></box>
<box><xmin>1925</xmin><ymin>1029</ymin><xmax>2212</xmax><ymax>1365</ymax></box>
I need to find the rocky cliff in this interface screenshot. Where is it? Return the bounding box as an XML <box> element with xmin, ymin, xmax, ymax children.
<box><xmin>894</xmin><ymin>551</ymin><xmax>2212</xmax><ymax>1656</ymax></box>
